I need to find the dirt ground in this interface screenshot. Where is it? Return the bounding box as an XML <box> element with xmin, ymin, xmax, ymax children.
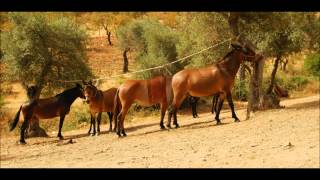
<box><xmin>0</xmin><ymin>95</ymin><xmax>319</xmax><ymax>168</ymax></box>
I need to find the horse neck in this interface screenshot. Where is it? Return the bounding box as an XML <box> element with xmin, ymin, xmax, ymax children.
<box><xmin>60</xmin><ymin>88</ymin><xmax>80</xmax><ymax>106</ymax></box>
<box><xmin>218</xmin><ymin>51</ymin><xmax>243</xmax><ymax>78</ymax></box>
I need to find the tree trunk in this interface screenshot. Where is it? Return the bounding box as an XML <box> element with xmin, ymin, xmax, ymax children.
<box><xmin>246</xmin><ymin>56</ymin><xmax>265</xmax><ymax>119</ymax></box>
<box><xmin>226</xmin><ymin>13</ymin><xmax>265</xmax><ymax>118</ymax></box>
<box><xmin>25</xmin><ymin>85</ymin><xmax>48</xmax><ymax>138</ymax></box>
<box><xmin>25</xmin><ymin>57</ymin><xmax>53</xmax><ymax>138</ymax></box>
<box><xmin>281</xmin><ymin>58</ymin><xmax>288</xmax><ymax>71</ymax></box>
<box><xmin>267</xmin><ymin>54</ymin><xmax>281</xmax><ymax>94</ymax></box>
<box><xmin>103</xmin><ymin>24</ymin><xmax>112</xmax><ymax>46</ymax></box>
<box><xmin>260</xmin><ymin>54</ymin><xmax>282</xmax><ymax>110</ymax></box>
<box><xmin>123</xmin><ymin>48</ymin><xmax>129</xmax><ymax>73</ymax></box>
<box><xmin>107</xmin><ymin>31</ymin><xmax>112</xmax><ymax>46</ymax></box>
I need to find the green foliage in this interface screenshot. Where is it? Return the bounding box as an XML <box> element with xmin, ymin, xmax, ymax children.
<box><xmin>117</xmin><ymin>18</ymin><xmax>184</xmax><ymax>79</ymax></box>
<box><xmin>176</xmin><ymin>13</ymin><xmax>231</xmax><ymax>68</ymax></box>
<box><xmin>237</xmin><ymin>12</ymin><xmax>307</xmax><ymax>58</ymax></box>
<box><xmin>273</xmin><ymin>75</ymin><xmax>309</xmax><ymax>91</ymax></box>
<box><xmin>304</xmin><ymin>53</ymin><xmax>320</xmax><ymax>77</ymax></box>
<box><xmin>232</xmin><ymin>78</ymin><xmax>249</xmax><ymax>101</ymax></box>
<box><xmin>1</xmin><ymin>12</ymin><xmax>93</xmax><ymax>96</ymax></box>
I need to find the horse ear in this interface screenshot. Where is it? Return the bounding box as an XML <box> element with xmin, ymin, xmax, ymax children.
<box><xmin>231</xmin><ymin>43</ymin><xmax>242</xmax><ymax>50</ymax></box>
<box><xmin>76</xmin><ymin>83</ymin><xmax>82</xmax><ymax>88</ymax></box>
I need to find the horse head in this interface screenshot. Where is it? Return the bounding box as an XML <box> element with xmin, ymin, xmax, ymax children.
<box><xmin>75</xmin><ymin>83</ymin><xmax>86</xmax><ymax>99</ymax></box>
<box><xmin>82</xmin><ymin>81</ymin><xmax>98</xmax><ymax>103</ymax></box>
<box><xmin>231</xmin><ymin>41</ymin><xmax>257</xmax><ymax>62</ymax></box>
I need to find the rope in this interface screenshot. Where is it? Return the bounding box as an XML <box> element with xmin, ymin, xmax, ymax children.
<box><xmin>55</xmin><ymin>38</ymin><xmax>232</xmax><ymax>83</ymax></box>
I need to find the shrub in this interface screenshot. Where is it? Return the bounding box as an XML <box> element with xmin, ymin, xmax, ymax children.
<box><xmin>304</xmin><ymin>53</ymin><xmax>320</xmax><ymax>77</ymax></box>
<box><xmin>117</xmin><ymin>18</ymin><xmax>185</xmax><ymax>79</ymax></box>
<box><xmin>232</xmin><ymin>79</ymin><xmax>249</xmax><ymax>101</ymax></box>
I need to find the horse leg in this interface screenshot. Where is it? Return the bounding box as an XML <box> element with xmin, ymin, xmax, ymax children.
<box><xmin>107</xmin><ymin>112</ymin><xmax>113</xmax><ymax>132</ymax></box>
<box><xmin>57</xmin><ymin>115</ymin><xmax>66</xmax><ymax>140</ymax></box>
<box><xmin>191</xmin><ymin>98</ymin><xmax>197</xmax><ymax>118</ymax></box>
<box><xmin>167</xmin><ymin>111</ymin><xmax>173</xmax><ymax>129</ymax></box>
<box><xmin>167</xmin><ymin>91</ymin><xmax>185</xmax><ymax>128</ymax></box>
<box><xmin>96</xmin><ymin>112</ymin><xmax>102</xmax><ymax>136</ymax></box>
<box><xmin>226</xmin><ymin>91</ymin><xmax>240</xmax><ymax>122</ymax></box>
<box><xmin>88</xmin><ymin>114</ymin><xmax>93</xmax><ymax>135</ymax></box>
<box><xmin>19</xmin><ymin>116</ymin><xmax>31</xmax><ymax>144</ymax></box>
<box><xmin>173</xmin><ymin>108</ymin><xmax>179</xmax><ymax>128</ymax></box>
<box><xmin>91</xmin><ymin>113</ymin><xmax>96</xmax><ymax>136</ymax></box>
<box><xmin>120</xmin><ymin>107</ymin><xmax>129</xmax><ymax>137</ymax></box>
<box><xmin>215</xmin><ymin>94</ymin><xmax>225</xmax><ymax>125</ymax></box>
<box><xmin>160</xmin><ymin>102</ymin><xmax>167</xmax><ymax>129</ymax></box>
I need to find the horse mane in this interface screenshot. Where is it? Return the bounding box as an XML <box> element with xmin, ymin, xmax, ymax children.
<box><xmin>222</xmin><ymin>49</ymin><xmax>236</xmax><ymax>61</ymax></box>
<box><xmin>55</xmin><ymin>86</ymin><xmax>78</xmax><ymax>97</ymax></box>
<box><xmin>215</xmin><ymin>48</ymin><xmax>242</xmax><ymax>65</ymax></box>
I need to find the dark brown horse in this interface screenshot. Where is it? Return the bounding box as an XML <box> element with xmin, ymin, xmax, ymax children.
<box><xmin>168</xmin><ymin>43</ymin><xmax>258</xmax><ymax>128</ymax></box>
<box><xmin>189</xmin><ymin>93</ymin><xmax>220</xmax><ymax>118</ymax></box>
<box><xmin>113</xmin><ymin>75</ymin><xmax>173</xmax><ymax>137</ymax></box>
<box><xmin>83</xmin><ymin>81</ymin><xmax>117</xmax><ymax>135</ymax></box>
<box><xmin>9</xmin><ymin>83</ymin><xmax>85</xmax><ymax>144</ymax></box>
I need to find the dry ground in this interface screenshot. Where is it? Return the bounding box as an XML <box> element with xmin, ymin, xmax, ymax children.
<box><xmin>0</xmin><ymin>95</ymin><xmax>319</xmax><ymax>168</ymax></box>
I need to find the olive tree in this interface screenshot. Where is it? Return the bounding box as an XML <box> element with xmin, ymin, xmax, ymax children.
<box><xmin>1</xmin><ymin>12</ymin><xmax>93</xmax><ymax>137</ymax></box>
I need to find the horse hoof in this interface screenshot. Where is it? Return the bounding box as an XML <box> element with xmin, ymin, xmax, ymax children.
<box><xmin>117</xmin><ymin>132</ymin><xmax>121</xmax><ymax>137</ymax></box>
<box><xmin>160</xmin><ymin>125</ymin><xmax>166</xmax><ymax>130</ymax></box>
<box><xmin>174</xmin><ymin>124</ymin><xmax>180</xmax><ymax>128</ymax></box>
<box><xmin>91</xmin><ymin>133</ymin><xmax>95</xmax><ymax>137</ymax></box>
<box><xmin>216</xmin><ymin>121</ymin><xmax>222</xmax><ymax>125</ymax></box>
<box><xmin>166</xmin><ymin>124</ymin><xmax>172</xmax><ymax>129</ymax></box>
<box><xmin>235</xmin><ymin>119</ymin><xmax>240</xmax><ymax>123</ymax></box>
<box><xmin>58</xmin><ymin>136</ymin><xmax>64</xmax><ymax>140</ymax></box>
<box><xmin>18</xmin><ymin>140</ymin><xmax>26</xmax><ymax>145</ymax></box>
<box><xmin>96</xmin><ymin>133</ymin><xmax>100</xmax><ymax>136</ymax></box>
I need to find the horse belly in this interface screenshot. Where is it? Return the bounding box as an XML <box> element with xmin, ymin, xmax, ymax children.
<box><xmin>135</xmin><ymin>99</ymin><xmax>153</xmax><ymax>107</ymax></box>
<box><xmin>34</xmin><ymin>106</ymin><xmax>60</xmax><ymax>119</ymax></box>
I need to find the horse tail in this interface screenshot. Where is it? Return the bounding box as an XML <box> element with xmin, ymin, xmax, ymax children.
<box><xmin>165</xmin><ymin>76</ymin><xmax>174</xmax><ymax>112</ymax></box>
<box><xmin>113</xmin><ymin>88</ymin><xmax>121</xmax><ymax>124</ymax></box>
<box><xmin>9</xmin><ymin>105</ymin><xmax>22</xmax><ymax>131</ymax></box>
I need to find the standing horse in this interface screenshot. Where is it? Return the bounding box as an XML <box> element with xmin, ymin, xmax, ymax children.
<box><xmin>9</xmin><ymin>83</ymin><xmax>85</xmax><ymax>144</ymax></box>
<box><xmin>168</xmin><ymin>43</ymin><xmax>258</xmax><ymax>128</ymax></box>
<box><xmin>83</xmin><ymin>81</ymin><xmax>117</xmax><ymax>135</ymax></box>
<box><xmin>190</xmin><ymin>93</ymin><xmax>221</xmax><ymax>118</ymax></box>
<box><xmin>113</xmin><ymin>75</ymin><xmax>172</xmax><ymax>137</ymax></box>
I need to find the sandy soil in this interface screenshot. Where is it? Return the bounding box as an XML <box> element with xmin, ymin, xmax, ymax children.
<box><xmin>0</xmin><ymin>95</ymin><xmax>319</xmax><ymax>168</ymax></box>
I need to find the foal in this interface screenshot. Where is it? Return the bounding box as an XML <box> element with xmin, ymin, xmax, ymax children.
<box><xmin>83</xmin><ymin>81</ymin><xmax>117</xmax><ymax>135</ymax></box>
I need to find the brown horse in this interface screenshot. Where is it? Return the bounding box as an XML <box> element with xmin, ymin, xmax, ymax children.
<box><xmin>113</xmin><ymin>75</ymin><xmax>173</xmax><ymax>137</ymax></box>
<box><xmin>9</xmin><ymin>83</ymin><xmax>85</xmax><ymax>144</ymax></box>
<box><xmin>168</xmin><ymin>43</ymin><xmax>258</xmax><ymax>128</ymax></box>
<box><xmin>83</xmin><ymin>81</ymin><xmax>117</xmax><ymax>135</ymax></box>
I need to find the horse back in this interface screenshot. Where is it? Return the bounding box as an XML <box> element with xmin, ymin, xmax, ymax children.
<box><xmin>28</xmin><ymin>97</ymin><xmax>63</xmax><ymax>119</ymax></box>
<box><xmin>119</xmin><ymin>76</ymin><xmax>168</xmax><ymax>106</ymax></box>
